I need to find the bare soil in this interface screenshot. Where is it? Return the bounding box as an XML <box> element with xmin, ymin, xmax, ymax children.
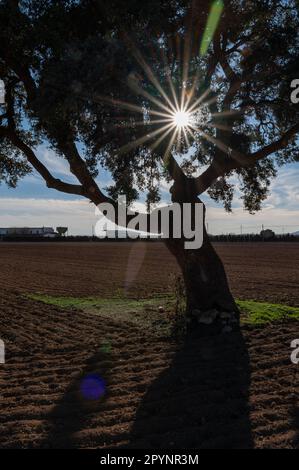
<box><xmin>0</xmin><ymin>241</ymin><xmax>299</xmax><ymax>305</ymax></box>
<box><xmin>0</xmin><ymin>242</ymin><xmax>298</xmax><ymax>448</ymax></box>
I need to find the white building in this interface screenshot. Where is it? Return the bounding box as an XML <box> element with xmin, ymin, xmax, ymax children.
<box><xmin>0</xmin><ymin>227</ymin><xmax>57</xmax><ymax>237</ymax></box>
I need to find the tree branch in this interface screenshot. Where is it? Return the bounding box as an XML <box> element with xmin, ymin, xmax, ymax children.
<box><xmin>250</xmin><ymin>123</ymin><xmax>299</xmax><ymax>163</ymax></box>
<box><xmin>195</xmin><ymin>157</ymin><xmax>237</xmax><ymax>195</ymax></box>
<box><xmin>57</xmin><ymin>139</ymin><xmax>111</xmax><ymax>205</ymax></box>
<box><xmin>195</xmin><ymin>122</ymin><xmax>299</xmax><ymax>196</ymax></box>
<box><xmin>0</xmin><ymin>127</ymin><xmax>86</xmax><ymax>196</ymax></box>
<box><xmin>195</xmin><ymin>163</ymin><xmax>222</xmax><ymax>195</ymax></box>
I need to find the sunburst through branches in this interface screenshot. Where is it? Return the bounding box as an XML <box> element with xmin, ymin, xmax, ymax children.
<box><xmin>100</xmin><ymin>0</ymin><xmax>240</xmax><ymax>165</ymax></box>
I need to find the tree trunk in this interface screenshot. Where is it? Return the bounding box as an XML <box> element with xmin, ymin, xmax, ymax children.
<box><xmin>164</xmin><ymin>177</ymin><xmax>239</xmax><ymax>336</ymax></box>
<box><xmin>165</xmin><ymin>232</ymin><xmax>239</xmax><ymax>336</ymax></box>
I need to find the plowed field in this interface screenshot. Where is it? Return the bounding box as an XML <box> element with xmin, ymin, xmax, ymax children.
<box><xmin>0</xmin><ymin>242</ymin><xmax>298</xmax><ymax>448</ymax></box>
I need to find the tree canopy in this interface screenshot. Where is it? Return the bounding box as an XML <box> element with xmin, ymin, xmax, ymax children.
<box><xmin>0</xmin><ymin>0</ymin><xmax>299</xmax><ymax>214</ymax></box>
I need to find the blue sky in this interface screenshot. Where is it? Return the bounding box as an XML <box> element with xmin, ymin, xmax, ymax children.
<box><xmin>0</xmin><ymin>144</ymin><xmax>299</xmax><ymax>235</ymax></box>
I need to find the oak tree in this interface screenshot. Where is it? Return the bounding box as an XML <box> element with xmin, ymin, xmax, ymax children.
<box><xmin>1</xmin><ymin>0</ymin><xmax>298</xmax><ymax>334</ymax></box>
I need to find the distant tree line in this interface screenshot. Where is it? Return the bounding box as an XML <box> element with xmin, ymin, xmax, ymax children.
<box><xmin>209</xmin><ymin>233</ymin><xmax>299</xmax><ymax>243</ymax></box>
<box><xmin>1</xmin><ymin>234</ymin><xmax>299</xmax><ymax>243</ymax></box>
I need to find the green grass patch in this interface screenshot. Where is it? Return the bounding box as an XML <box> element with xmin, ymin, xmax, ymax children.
<box><xmin>27</xmin><ymin>293</ymin><xmax>299</xmax><ymax>330</ymax></box>
<box><xmin>237</xmin><ymin>299</ymin><xmax>299</xmax><ymax>326</ymax></box>
<box><xmin>27</xmin><ymin>293</ymin><xmax>175</xmax><ymax>336</ymax></box>
<box><xmin>28</xmin><ymin>293</ymin><xmax>144</xmax><ymax>310</ymax></box>
<box><xmin>27</xmin><ymin>293</ymin><xmax>171</xmax><ymax>311</ymax></box>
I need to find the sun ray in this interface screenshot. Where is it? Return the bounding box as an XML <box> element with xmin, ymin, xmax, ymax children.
<box><xmin>127</xmin><ymin>77</ymin><xmax>174</xmax><ymax>116</ymax></box>
<box><xmin>182</xmin><ymin>126</ymin><xmax>191</xmax><ymax>148</ymax></box>
<box><xmin>198</xmin><ymin>129</ymin><xmax>233</xmax><ymax>155</ymax></box>
<box><xmin>207</xmin><ymin>122</ymin><xmax>233</xmax><ymax>132</ymax></box>
<box><xmin>127</xmin><ymin>42</ymin><xmax>177</xmax><ymax>113</ymax></box>
<box><xmin>181</xmin><ymin>15</ymin><xmax>192</xmax><ymax>111</ymax></box>
<box><xmin>163</xmin><ymin>128</ymin><xmax>179</xmax><ymax>165</ymax></box>
<box><xmin>188</xmin><ymin>88</ymin><xmax>213</xmax><ymax>112</ymax></box>
<box><xmin>92</xmin><ymin>24</ymin><xmax>246</xmax><ymax>165</ymax></box>
<box><xmin>188</xmin><ymin>120</ymin><xmax>232</xmax><ymax>133</ymax></box>
<box><xmin>160</xmin><ymin>47</ymin><xmax>180</xmax><ymax>111</ymax></box>
<box><xmin>186</xmin><ymin>125</ymin><xmax>196</xmax><ymax>138</ymax></box>
<box><xmin>185</xmin><ymin>124</ymin><xmax>197</xmax><ymax>146</ymax></box>
<box><xmin>211</xmin><ymin>109</ymin><xmax>244</xmax><ymax>118</ymax></box>
<box><xmin>44</xmin><ymin>19</ymin><xmax>250</xmax><ymax>169</ymax></box>
<box><xmin>183</xmin><ymin>69</ymin><xmax>201</xmax><ymax>111</ymax></box>
<box><xmin>149</xmin><ymin>125</ymin><xmax>175</xmax><ymax>152</ymax></box>
<box><xmin>113</xmin><ymin>118</ymin><xmax>174</xmax><ymax>129</ymax></box>
<box><xmin>97</xmin><ymin>94</ymin><xmax>172</xmax><ymax>119</ymax></box>
<box><xmin>176</xmin><ymin>126</ymin><xmax>182</xmax><ymax>154</ymax></box>
<box><xmin>116</xmin><ymin>122</ymin><xmax>174</xmax><ymax>155</ymax></box>
<box><xmin>187</xmin><ymin>87</ymin><xmax>212</xmax><ymax>114</ymax></box>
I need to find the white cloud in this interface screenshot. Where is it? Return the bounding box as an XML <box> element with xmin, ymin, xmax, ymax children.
<box><xmin>205</xmin><ymin>164</ymin><xmax>299</xmax><ymax>234</ymax></box>
<box><xmin>1</xmin><ymin>195</ymin><xmax>299</xmax><ymax>236</ymax></box>
<box><xmin>206</xmin><ymin>205</ymin><xmax>299</xmax><ymax>234</ymax></box>
<box><xmin>1</xmin><ymin>162</ymin><xmax>299</xmax><ymax>236</ymax></box>
<box><xmin>36</xmin><ymin>147</ymin><xmax>75</xmax><ymax>180</ymax></box>
<box><xmin>0</xmin><ymin>198</ymin><xmax>97</xmax><ymax>236</ymax></box>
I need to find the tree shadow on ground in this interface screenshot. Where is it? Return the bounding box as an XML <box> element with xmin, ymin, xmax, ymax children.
<box><xmin>127</xmin><ymin>329</ymin><xmax>253</xmax><ymax>449</ymax></box>
<box><xmin>41</xmin><ymin>349</ymin><xmax>113</xmax><ymax>449</ymax></box>
<box><xmin>292</xmin><ymin>405</ymin><xmax>299</xmax><ymax>449</ymax></box>
<box><xmin>41</xmin><ymin>329</ymin><xmax>253</xmax><ymax>449</ymax></box>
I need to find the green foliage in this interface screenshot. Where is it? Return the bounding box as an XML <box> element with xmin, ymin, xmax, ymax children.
<box><xmin>0</xmin><ymin>146</ymin><xmax>31</xmax><ymax>187</ymax></box>
<box><xmin>207</xmin><ymin>176</ymin><xmax>234</xmax><ymax>212</ymax></box>
<box><xmin>0</xmin><ymin>0</ymin><xmax>298</xmax><ymax>211</ymax></box>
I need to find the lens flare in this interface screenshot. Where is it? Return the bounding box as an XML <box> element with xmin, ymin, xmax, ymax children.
<box><xmin>80</xmin><ymin>374</ymin><xmax>106</xmax><ymax>401</ymax></box>
<box><xmin>200</xmin><ymin>0</ymin><xmax>224</xmax><ymax>56</ymax></box>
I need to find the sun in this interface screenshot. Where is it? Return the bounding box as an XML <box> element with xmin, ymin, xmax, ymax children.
<box><xmin>101</xmin><ymin>40</ymin><xmax>217</xmax><ymax>160</ymax></box>
<box><xmin>172</xmin><ymin>110</ymin><xmax>191</xmax><ymax>129</ymax></box>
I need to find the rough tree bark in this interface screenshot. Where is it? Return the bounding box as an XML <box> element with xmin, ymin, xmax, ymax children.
<box><xmin>165</xmin><ymin>230</ymin><xmax>239</xmax><ymax>336</ymax></box>
<box><xmin>165</xmin><ymin>177</ymin><xmax>239</xmax><ymax>336</ymax></box>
